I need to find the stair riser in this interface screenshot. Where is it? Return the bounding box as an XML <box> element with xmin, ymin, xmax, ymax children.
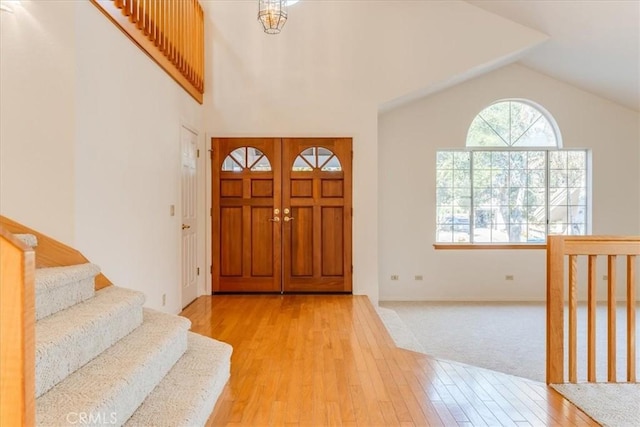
<box><xmin>36</xmin><ymin>305</ymin><xmax>143</xmax><ymax>397</ymax></box>
<box><xmin>36</xmin><ymin>310</ymin><xmax>190</xmax><ymax>427</ymax></box>
<box><xmin>79</xmin><ymin>331</ymin><xmax>187</xmax><ymax>426</ymax></box>
<box><xmin>36</xmin><ymin>277</ymin><xmax>95</xmax><ymax>320</ymax></box>
<box><xmin>125</xmin><ymin>333</ymin><xmax>232</xmax><ymax>426</ymax></box>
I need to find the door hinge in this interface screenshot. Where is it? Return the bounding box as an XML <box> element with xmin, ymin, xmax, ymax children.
<box><xmin>197</xmin><ymin>267</ymin><xmax>200</xmax><ymax>276</ymax></box>
<box><xmin>210</xmin><ymin>265</ymin><xmax>213</xmax><ymax>274</ymax></box>
<box><xmin>210</xmin><ymin>207</ymin><xmax>213</xmax><ymax>216</ymax></box>
<box><xmin>197</xmin><ymin>149</ymin><xmax>200</xmax><ymax>158</ymax></box>
<box><xmin>351</xmin><ymin>208</ymin><xmax>353</xmax><ymax>216</ymax></box>
<box><xmin>351</xmin><ymin>265</ymin><xmax>353</xmax><ymax>273</ymax></box>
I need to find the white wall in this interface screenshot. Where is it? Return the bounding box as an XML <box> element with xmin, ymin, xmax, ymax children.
<box><xmin>203</xmin><ymin>0</ymin><xmax>546</xmax><ymax>303</ymax></box>
<box><xmin>379</xmin><ymin>63</ymin><xmax>640</xmax><ymax>301</ymax></box>
<box><xmin>1</xmin><ymin>0</ymin><xmax>556</xmax><ymax>309</ymax></box>
<box><xmin>74</xmin><ymin>2</ymin><xmax>204</xmax><ymax>314</ymax></box>
<box><xmin>0</xmin><ymin>1</ymin><xmax>76</xmax><ymax>243</ymax></box>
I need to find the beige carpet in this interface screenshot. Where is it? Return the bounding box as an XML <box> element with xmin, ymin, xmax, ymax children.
<box><xmin>378</xmin><ymin>301</ymin><xmax>639</xmax><ymax>427</ymax></box>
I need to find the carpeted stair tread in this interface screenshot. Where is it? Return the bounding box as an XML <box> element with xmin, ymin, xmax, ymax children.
<box><xmin>125</xmin><ymin>332</ymin><xmax>233</xmax><ymax>426</ymax></box>
<box><xmin>36</xmin><ymin>286</ymin><xmax>145</xmax><ymax>398</ymax></box>
<box><xmin>35</xmin><ymin>263</ymin><xmax>100</xmax><ymax>320</ymax></box>
<box><xmin>15</xmin><ymin>233</ymin><xmax>38</xmax><ymax>247</ymax></box>
<box><xmin>36</xmin><ymin>309</ymin><xmax>191</xmax><ymax>426</ymax></box>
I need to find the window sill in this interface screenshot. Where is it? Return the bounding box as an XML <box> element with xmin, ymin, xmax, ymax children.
<box><xmin>433</xmin><ymin>243</ymin><xmax>547</xmax><ymax>250</ymax></box>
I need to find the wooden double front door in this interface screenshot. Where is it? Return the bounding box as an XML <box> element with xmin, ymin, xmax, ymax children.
<box><xmin>211</xmin><ymin>138</ymin><xmax>352</xmax><ymax>293</ymax></box>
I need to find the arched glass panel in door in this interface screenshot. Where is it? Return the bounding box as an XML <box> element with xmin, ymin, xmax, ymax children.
<box><xmin>292</xmin><ymin>147</ymin><xmax>342</xmax><ymax>171</ymax></box>
<box><xmin>222</xmin><ymin>146</ymin><xmax>272</xmax><ymax>171</ymax></box>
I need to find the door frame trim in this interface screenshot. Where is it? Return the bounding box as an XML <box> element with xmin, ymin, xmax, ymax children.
<box><xmin>179</xmin><ymin>123</ymin><xmax>203</xmax><ymax>308</ymax></box>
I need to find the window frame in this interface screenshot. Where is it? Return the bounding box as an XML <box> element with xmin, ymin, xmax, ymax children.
<box><xmin>434</xmin><ymin>99</ymin><xmax>590</xmax><ymax>250</ymax></box>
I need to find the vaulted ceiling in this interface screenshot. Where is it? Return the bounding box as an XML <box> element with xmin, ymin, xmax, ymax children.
<box><xmin>466</xmin><ymin>0</ymin><xmax>640</xmax><ymax>111</ymax></box>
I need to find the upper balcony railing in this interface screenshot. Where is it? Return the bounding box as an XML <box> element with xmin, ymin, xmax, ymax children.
<box><xmin>92</xmin><ymin>0</ymin><xmax>205</xmax><ymax>103</ymax></box>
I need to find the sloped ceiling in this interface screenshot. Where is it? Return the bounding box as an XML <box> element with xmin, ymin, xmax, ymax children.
<box><xmin>467</xmin><ymin>0</ymin><xmax>640</xmax><ymax>111</ymax></box>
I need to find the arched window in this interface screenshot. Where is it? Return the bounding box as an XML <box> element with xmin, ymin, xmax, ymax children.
<box><xmin>222</xmin><ymin>146</ymin><xmax>272</xmax><ymax>172</ymax></box>
<box><xmin>436</xmin><ymin>100</ymin><xmax>588</xmax><ymax>244</ymax></box>
<box><xmin>292</xmin><ymin>146</ymin><xmax>342</xmax><ymax>171</ymax></box>
<box><xmin>467</xmin><ymin>100</ymin><xmax>560</xmax><ymax>148</ymax></box>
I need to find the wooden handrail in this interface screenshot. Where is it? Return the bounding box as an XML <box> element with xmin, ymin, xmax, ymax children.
<box><xmin>0</xmin><ymin>216</ymin><xmax>112</xmax><ymax>290</ymax></box>
<box><xmin>0</xmin><ymin>227</ymin><xmax>35</xmax><ymax>427</ymax></box>
<box><xmin>547</xmin><ymin>235</ymin><xmax>639</xmax><ymax>384</ymax></box>
<box><xmin>91</xmin><ymin>0</ymin><xmax>205</xmax><ymax>104</ymax></box>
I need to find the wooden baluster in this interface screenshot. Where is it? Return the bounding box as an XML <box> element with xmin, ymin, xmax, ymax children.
<box><xmin>628</xmin><ymin>255</ymin><xmax>636</xmax><ymax>382</ymax></box>
<box><xmin>128</xmin><ymin>0</ymin><xmax>136</xmax><ymax>21</ymax></box>
<box><xmin>156</xmin><ymin>0</ymin><xmax>163</xmax><ymax>49</ymax></box>
<box><xmin>148</xmin><ymin>0</ymin><xmax>155</xmax><ymax>42</ymax></box>
<box><xmin>587</xmin><ymin>255</ymin><xmax>597</xmax><ymax>382</ymax></box>
<box><xmin>546</xmin><ymin>236</ymin><xmax>565</xmax><ymax>384</ymax></box>
<box><xmin>160</xmin><ymin>0</ymin><xmax>169</xmax><ymax>57</ymax></box>
<box><xmin>144</xmin><ymin>0</ymin><xmax>150</xmax><ymax>34</ymax></box>
<box><xmin>170</xmin><ymin>0</ymin><xmax>176</xmax><ymax>64</ymax></box>
<box><xmin>180</xmin><ymin>0</ymin><xmax>185</xmax><ymax>76</ymax></box>
<box><xmin>568</xmin><ymin>255</ymin><xmax>577</xmax><ymax>383</ymax></box>
<box><xmin>115</xmin><ymin>0</ymin><xmax>124</xmax><ymax>9</ymax></box>
<box><xmin>189</xmin><ymin>3</ymin><xmax>192</xmax><ymax>82</ymax></box>
<box><xmin>199</xmin><ymin>2</ymin><xmax>203</xmax><ymax>88</ymax></box>
<box><xmin>123</xmin><ymin>0</ymin><xmax>132</xmax><ymax>17</ymax></box>
<box><xmin>607</xmin><ymin>255</ymin><xmax>617</xmax><ymax>382</ymax></box>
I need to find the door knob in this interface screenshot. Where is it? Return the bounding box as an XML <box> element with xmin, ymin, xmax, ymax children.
<box><xmin>182</xmin><ymin>224</ymin><xmax>191</xmax><ymax>230</ymax></box>
<box><xmin>284</xmin><ymin>216</ymin><xmax>294</xmax><ymax>222</ymax></box>
<box><xmin>284</xmin><ymin>208</ymin><xmax>290</xmax><ymax>214</ymax></box>
<box><xmin>269</xmin><ymin>217</ymin><xmax>281</xmax><ymax>222</ymax></box>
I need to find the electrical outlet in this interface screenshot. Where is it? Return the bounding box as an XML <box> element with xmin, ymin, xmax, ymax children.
<box><xmin>415</xmin><ymin>275</ymin><xmax>423</xmax><ymax>280</ymax></box>
<box><xmin>391</xmin><ymin>275</ymin><xmax>399</xmax><ymax>280</ymax></box>
<box><xmin>162</xmin><ymin>294</ymin><xmax>166</xmax><ymax>306</ymax></box>
<box><xmin>505</xmin><ymin>275</ymin><xmax>514</xmax><ymax>281</ymax></box>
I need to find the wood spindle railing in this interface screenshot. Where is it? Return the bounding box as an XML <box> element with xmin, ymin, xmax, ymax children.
<box><xmin>568</xmin><ymin>254</ymin><xmax>577</xmax><ymax>383</ymax></box>
<box><xmin>607</xmin><ymin>254</ymin><xmax>617</xmax><ymax>381</ymax></box>
<box><xmin>586</xmin><ymin>254</ymin><xmax>596</xmax><ymax>381</ymax></box>
<box><xmin>547</xmin><ymin>236</ymin><xmax>640</xmax><ymax>384</ymax></box>
<box><xmin>91</xmin><ymin>0</ymin><xmax>204</xmax><ymax>103</ymax></box>
<box><xmin>628</xmin><ymin>255</ymin><xmax>636</xmax><ymax>382</ymax></box>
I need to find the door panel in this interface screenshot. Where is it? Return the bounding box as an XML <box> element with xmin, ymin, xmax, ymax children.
<box><xmin>212</xmin><ymin>138</ymin><xmax>282</xmax><ymax>292</ymax></box>
<box><xmin>212</xmin><ymin>137</ymin><xmax>351</xmax><ymax>293</ymax></box>
<box><xmin>282</xmin><ymin>138</ymin><xmax>352</xmax><ymax>293</ymax></box>
<box><xmin>290</xmin><ymin>206</ymin><xmax>314</xmax><ymax>277</ymax></box>
<box><xmin>220</xmin><ymin>207</ymin><xmax>243</xmax><ymax>276</ymax></box>
<box><xmin>322</xmin><ymin>207</ymin><xmax>344</xmax><ymax>276</ymax></box>
<box><xmin>251</xmin><ymin>207</ymin><xmax>274</xmax><ymax>276</ymax></box>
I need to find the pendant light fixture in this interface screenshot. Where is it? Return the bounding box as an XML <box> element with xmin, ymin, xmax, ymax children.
<box><xmin>258</xmin><ymin>0</ymin><xmax>288</xmax><ymax>34</ymax></box>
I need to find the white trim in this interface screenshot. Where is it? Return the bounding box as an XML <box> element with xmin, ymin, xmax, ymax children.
<box><xmin>204</xmin><ymin>132</ymin><xmax>213</xmax><ymax>296</ymax></box>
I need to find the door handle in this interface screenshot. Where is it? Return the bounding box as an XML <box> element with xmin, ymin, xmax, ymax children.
<box><xmin>269</xmin><ymin>217</ymin><xmax>281</xmax><ymax>222</ymax></box>
<box><xmin>182</xmin><ymin>224</ymin><xmax>191</xmax><ymax>230</ymax></box>
<box><xmin>284</xmin><ymin>216</ymin><xmax>294</xmax><ymax>222</ymax></box>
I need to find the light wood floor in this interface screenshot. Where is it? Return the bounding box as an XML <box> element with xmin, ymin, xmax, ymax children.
<box><xmin>180</xmin><ymin>295</ymin><xmax>598</xmax><ymax>426</ymax></box>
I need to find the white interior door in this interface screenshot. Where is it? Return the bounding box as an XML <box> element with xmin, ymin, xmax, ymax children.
<box><xmin>181</xmin><ymin>126</ymin><xmax>198</xmax><ymax>308</ymax></box>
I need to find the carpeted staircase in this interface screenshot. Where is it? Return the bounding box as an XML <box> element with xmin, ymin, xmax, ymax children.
<box><xmin>15</xmin><ymin>233</ymin><xmax>232</xmax><ymax>426</ymax></box>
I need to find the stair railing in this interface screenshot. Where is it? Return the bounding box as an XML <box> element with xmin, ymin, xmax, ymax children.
<box><xmin>547</xmin><ymin>235</ymin><xmax>639</xmax><ymax>384</ymax></box>
<box><xmin>91</xmin><ymin>0</ymin><xmax>205</xmax><ymax>104</ymax></box>
<box><xmin>0</xmin><ymin>226</ymin><xmax>35</xmax><ymax>426</ymax></box>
